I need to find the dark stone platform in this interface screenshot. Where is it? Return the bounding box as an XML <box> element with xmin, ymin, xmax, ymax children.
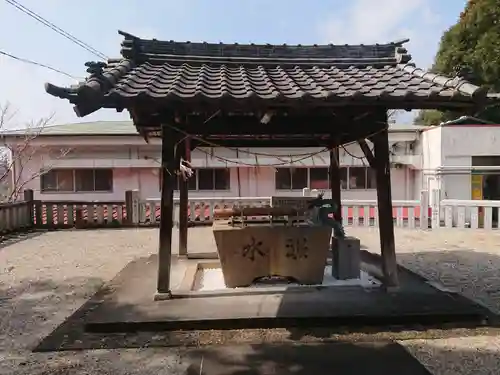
<box><xmin>33</xmin><ymin>251</ymin><xmax>497</xmax><ymax>352</ymax></box>
<box><xmin>87</xmin><ymin>251</ymin><xmax>491</xmax><ymax>332</ymax></box>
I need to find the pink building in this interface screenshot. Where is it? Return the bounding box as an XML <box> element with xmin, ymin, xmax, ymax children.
<box><xmin>3</xmin><ymin>121</ymin><xmax>423</xmax><ymax>202</ymax></box>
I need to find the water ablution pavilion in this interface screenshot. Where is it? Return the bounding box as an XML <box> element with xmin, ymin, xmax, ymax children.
<box><xmin>45</xmin><ymin>31</ymin><xmax>497</xmax><ymax>330</ymax></box>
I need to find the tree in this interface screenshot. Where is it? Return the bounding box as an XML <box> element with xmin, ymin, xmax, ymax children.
<box><xmin>0</xmin><ymin>102</ymin><xmax>71</xmax><ymax>202</ymax></box>
<box><xmin>415</xmin><ymin>0</ymin><xmax>500</xmax><ymax>125</ymax></box>
<box><xmin>413</xmin><ymin>109</ymin><xmax>456</xmax><ymax>126</ymax></box>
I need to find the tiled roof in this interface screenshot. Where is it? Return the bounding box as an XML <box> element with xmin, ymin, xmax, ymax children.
<box><xmin>45</xmin><ymin>31</ymin><xmax>495</xmax><ymax>117</ymax></box>
<box><xmin>1</xmin><ymin>121</ymin><xmax>136</xmax><ymax>136</ymax></box>
<box><xmin>1</xmin><ymin>121</ymin><xmax>425</xmax><ymax>137</ymax></box>
<box><xmin>439</xmin><ymin>116</ymin><xmax>494</xmax><ymax>126</ymax></box>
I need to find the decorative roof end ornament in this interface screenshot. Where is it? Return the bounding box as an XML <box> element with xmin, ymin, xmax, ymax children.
<box><xmin>395</xmin><ymin>46</ymin><xmax>412</xmax><ymax>64</ymax></box>
<box><xmin>85</xmin><ymin>61</ymin><xmax>107</xmax><ymax>77</ymax></box>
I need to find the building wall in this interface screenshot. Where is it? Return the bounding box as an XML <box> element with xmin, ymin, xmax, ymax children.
<box><xmin>10</xmin><ymin>133</ymin><xmax>419</xmax><ymax>202</ymax></box>
<box><xmin>415</xmin><ymin>125</ymin><xmax>500</xmax><ymax>201</ymax></box>
<box><xmin>441</xmin><ymin>125</ymin><xmax>500</xmax><ymax>200</ymax></box>
<box><xmin>13</xmin><ymin>126</ymin><xmax>500</xmax><ymax>203</ymax></box>
<box><xmin>418</xmin><ymin>126</ymin><xmax>442</xmax><ymax>203</ymax></box>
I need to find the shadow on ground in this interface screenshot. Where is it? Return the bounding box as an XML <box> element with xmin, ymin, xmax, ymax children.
<box><xmin>0</xmin><ymin>275</ymin><xmax>105</xmax><ymax>354</ymax></box>
<box><xmin>283</xmin><ymin>248</ymin><xmax>500</xmax><ymax>342</ymax></box>
<box><xmin>19</xmin><ymin>342</ymin><xmax>500</xmax><ymax>375</ymax></box>
<box><xmin>395</xmin><ymin>249</ymin><xmax>500</xmax><ymax>315</ymax></box>
<box><xmin>3</xmin><ymin>238</ymin><xmax>500</xmax><ymax>373</ymax></box>
<box><xmin>183</xmin><ymin>341</ymin><xmax>432</xmax><ymax>374</ymax></box>
<box><xmin>13</xmin><ymin>247</ymin><xmax>493</xmax><ymax>354</ymax></box>
<box><xmin>0</xmin><ymin>230</ymin><xmax>47</xmax><ymax>251</ymax></box>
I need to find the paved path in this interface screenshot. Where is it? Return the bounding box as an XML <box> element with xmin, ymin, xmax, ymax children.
<box><xmin>1</xmin><ymin>227</ymin><xmax>500</xmax><ymax>374</ymax></box>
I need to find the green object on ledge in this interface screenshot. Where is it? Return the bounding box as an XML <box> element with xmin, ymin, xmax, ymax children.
<box><xmin>307</xmin><ymin>193</ymin><xmax>345</xmax><ymax>238</ymax></box>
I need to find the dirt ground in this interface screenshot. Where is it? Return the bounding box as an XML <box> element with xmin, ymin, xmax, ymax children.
<box><xmin>1</xmin><ymin>227</ymin><xmax>500</xmax><ymax>374</ymax></box>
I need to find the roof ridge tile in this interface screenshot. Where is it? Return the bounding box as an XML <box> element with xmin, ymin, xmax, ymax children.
<box><xmin>43</xmin><ymin>32</ymin><xmax>499</xmax><ymax>117</ymax></box>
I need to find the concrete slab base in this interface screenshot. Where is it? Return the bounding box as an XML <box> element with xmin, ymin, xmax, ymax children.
<box><xmin>81</xmin><ymin>253</ymin><xmax>493</xmax><ymax>333</ymax></box>
<box><xmin>194</xmin><ymin>266</ymin><xmax>379</xmax><ymax>292</ymax></box>
<box><xmin>171</xmin><ymin>258</ymin><xmax>379</xmax><ymax>299</ymax></box>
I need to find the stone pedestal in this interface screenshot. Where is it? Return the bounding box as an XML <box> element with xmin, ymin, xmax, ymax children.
<box><xmin>331</xmin><ymin>236</ymin><xmax>361</xmax><ymax>280</ymax></box>
<box><xmin>213</xmin><ymin>221</ymin><xmax>331</xmax><ymax>288</ymax></box>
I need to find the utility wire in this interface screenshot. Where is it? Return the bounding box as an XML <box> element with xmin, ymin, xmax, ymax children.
<box><xmin>3</xmin><ymin>0</ymin><xmax>109</xmax><ymax>60</ymax></box>
<box><xmin>164</xmin><ymin>123</ymin><xmax>389</xmax><ymax>168</ymax></box>
<box><xmin>0</xmin><ymin>49</ymin><xmax>81</xmax><ymax>79</ymax></box>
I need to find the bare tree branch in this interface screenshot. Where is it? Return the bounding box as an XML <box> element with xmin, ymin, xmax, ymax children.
<box><xmin>387</xmin><ymin>110</ymin><xmax>400</xmax><ymax>121</ymax></box>
<box><xmin>0</xmin><ymin>103</ymin><xmax>71</xmax><ymax>201</ymax></box>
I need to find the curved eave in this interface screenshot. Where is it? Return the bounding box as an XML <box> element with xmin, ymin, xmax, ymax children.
<box><xmin>44</xmin><ymin>61</ymin><xmax>495</xmax><ymax>117</ymax></box>
<box><xmin>45</xmin><ymin>82</ymin><xmax>105</xmax><ymax>117</ymax></box>
<box><xmin>45</xmin><ymin>82</ymin><xmax>78</xmax><ymax>102</ymax></box>
<box><xmin>57</xmin><ymin>92</ymin><xmax>488</xmax><ymax>119</ymax></box>
<box><xmin>398</xmin><ymin>64</ymin><xmax>489</xmax><ymax>101</ymax></box>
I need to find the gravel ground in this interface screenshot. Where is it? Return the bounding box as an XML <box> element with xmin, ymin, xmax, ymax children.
<box><xmin>1</xmin><ymin>227</ymin><xmax>500</xmax><ymax>374</ymax></box>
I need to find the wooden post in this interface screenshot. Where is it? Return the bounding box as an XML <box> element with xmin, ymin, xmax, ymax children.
<box><xmin>125</xmin><ymin>190</ymin><xmax>133</xmax><ymax>225</ymax></box>
<box><xmin>125</xmin><ymin>190</ymin><xmax>140</xmax><ymax>225</ymax></box>
<box><xmin>421</xmin><ymin>190</ymin><xmax>430</xmax><ymax>229</ymax></box>
<box><xmin>131</xmin><ymin>190</ymin><xmax>140</xmax><ymax>224</ymax></box>
<box><xmin>157</xmin><ymin>126</ymin><xmax>178</xmax><ymax>296</ymax></box>
<box><xmin>23</xmin><ymin>189</ymin><xmax>34</xmax><ymax>228</ymax></box>
<box><xmin>329</xmin><ymin>146</ymin><xmax>342</xmax><ymax>223</ymax></box>
<box><xmin>75</xmin><ymin>207</ymin><xmax>84</xmax><ymax>229</ymax></box>
<box><xmin>372</xmin><ymin>128</ymin><xmax>399</xmax><ymax>287</ymax></box>
<box><xmin>178</xmin><ymin>137</ymin><xmax>190</xmax><ymax>256</ymax></box>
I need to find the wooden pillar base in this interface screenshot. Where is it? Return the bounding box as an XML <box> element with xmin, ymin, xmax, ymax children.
<box><xmin>154</xmin><ymin>291</ymin><xmax>173</xmax><ymax>301</ymax></box>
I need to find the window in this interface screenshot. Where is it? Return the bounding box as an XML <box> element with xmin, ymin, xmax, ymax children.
<box><xmin>94</xmin><ymin>169</ymin><xmax>114</xmax><ymax>191</ymax></box>
<box><xmin>159</xmin><ymin>169</ymin><xmax>197</xmax><ymax>191</ymax></box>
<box><xmin>348</xmin><ymin>167</ymin><xmax>366</xmax><ymax>189</ymax></box>
<box><xmin>160</xmin><ymin>168</ymin><xmax>230</xmax><ymax>191</ymax></box>
<box><xmin>275</xmin><ymin>169</ymin><xmax>291</xmax><ymax>190</ymax></box>
<box><xmin>75</xmin><ymin>169</ymin><xmax>94</xmax><ymax>191</ymax></box>
<box><xmin>275</xmin><ymin>168</ymin><xmax>308</xmax><ymax>190</ymax></box>
<box><xmin>214</xmin><ymin>169</ymin><xmax>230</xmax><ymax>190</ymax></box>
<box><xmin>41</xmin><ymin>169</ymin><xmax>74</xmax><ymax>192</ymax></box>
<box><xmin>198</xmin><ymin>169</ymin><xmax>215</xmax><ymax>190</ymax></box>
<box><xmin>310</xmin><ymin>168</ymin><xmax>329</xmax><ymax>190</ymax></box>
<box><xmin>199</xmin><ymin>168</ymin><xmax>230</xmax><ymax>190</ymax></box>
<box><xmin>347</xmin><ymin>167</ymin><xmax>377</xmax><ymax>189</ymax></box>
<box><xmin>41</xmin><ymin>169</ymin><xmax>113</xmax><ymax>192</ymax></box>
<box><xmin>275</xmin><ymin>166</ymin><xmax>377</xmax><ymax>190</ymax></box>
<box><xmin>366</xmin><ymin>168</ymin><xmax>377</xmax><ymax>189</ymax></box>
<box><xmin>472</xmin><ymin>156</ymin><xmax>500</xmax><ymax>167</ymax></box>
<box><xmin>340</xmin><ymin>167</ymin><xmax>348</xmax><ymax>189</ymax></box>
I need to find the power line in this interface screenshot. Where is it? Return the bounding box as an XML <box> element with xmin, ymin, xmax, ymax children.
<box><xmin>3</xmin><ymin>0</ymin><xmax>109</xmax><ymax>60</ymax></box>
<box><xmin>0</xmin><ymin>49</ymin><xmax>81</xmax><ymax>79</ymax></box>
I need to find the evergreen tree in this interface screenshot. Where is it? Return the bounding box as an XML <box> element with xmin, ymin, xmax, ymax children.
<box><xmin>414</xmin><ymin>0</ymin><xmax>500</xmax><ymax>125</ymax></box>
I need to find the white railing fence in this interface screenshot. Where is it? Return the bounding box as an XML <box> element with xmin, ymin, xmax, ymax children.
<box><xmin>434</xmin><ymin>199</ymin><xmax>500</xmax><ymax>229</ymax></box>
<box><xmin>28</xmin><ymin>189</ymin><xmax>500</xmax><ymax>231</ymax></box>
<box><xmin>130</xmin><ymin>190</ymin><xmax>432</xmax><ymax>230</ymax></box>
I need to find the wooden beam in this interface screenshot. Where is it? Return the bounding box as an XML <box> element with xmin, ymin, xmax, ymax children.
<box><xmin>358</xmin><ymin>139</ymin><xmax>376</xmax><ymax>168</ymax></box>
<box><xmin>107</xmin><ymin>97</ymin><xmax>478</xmax><ymax>118</ymax></box>
<box><xmin>133</xmin><ymin>110</ymin><xmax>384</xmax><ymax>136</ymax></box>
<box><xmin>178</xmin><ymin>137</ymin><xmax>190</xmax><ymax>257</ymax></box>
<box><xmin>329</xmin><ymin>146</ymin><xmax>342</xmax><ymax>222</ymax></box>
<box><xmin>190</xmin><ymin>136</ymin><xmax>376</xmax><ymax>148</ymax></box>
<box><xmin>183</xmin><ymin>115</ymin><xmax>368</xmax><ymax>135</ymax></box>
<box><xmin>372</xmin><ymin>128</ymin><xmax>399</xmax><ymax>288</ymax></box>
<box><xmin>157</xmin><ymin>125</ymin><xmax>179</xmax><ymax>295</ymax></box>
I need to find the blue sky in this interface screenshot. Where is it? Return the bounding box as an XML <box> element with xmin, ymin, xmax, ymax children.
<box><xmin>0</xmin><ymin>0</ymin><xmax>467</xmax><ymax>127</ymax></box>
